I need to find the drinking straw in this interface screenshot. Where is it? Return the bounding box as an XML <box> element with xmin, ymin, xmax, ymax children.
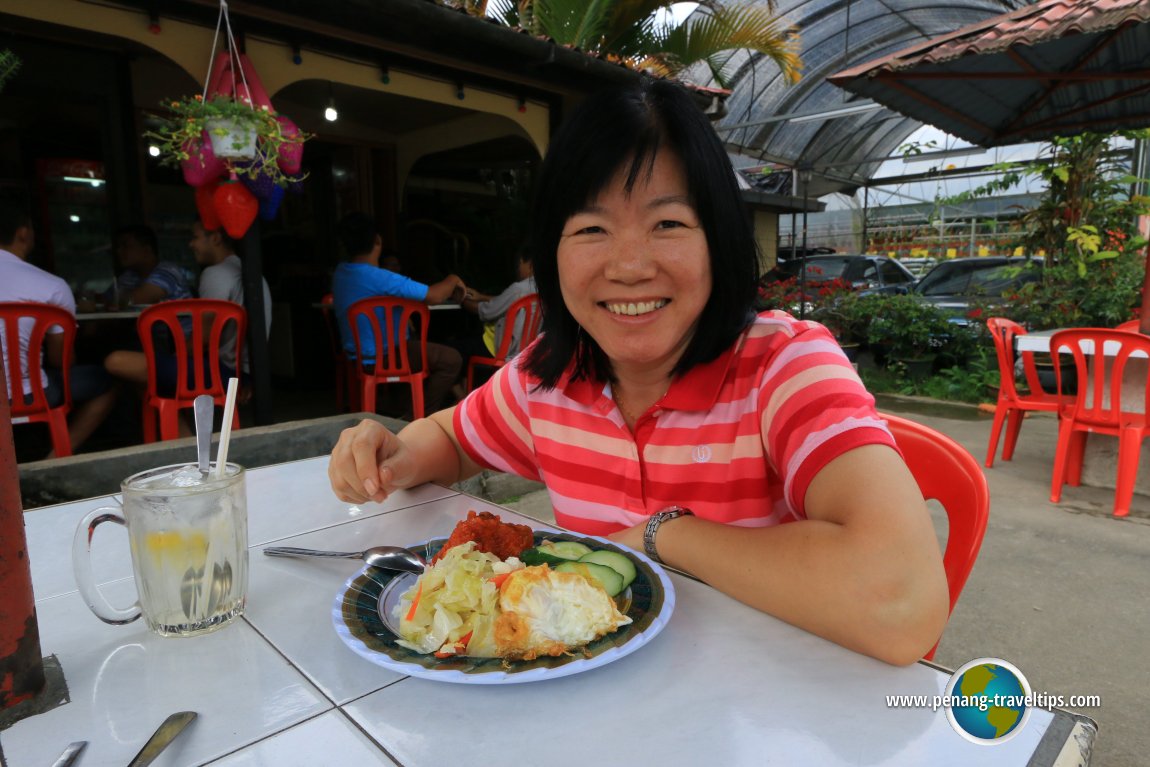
<box><xmin>215</xmin><ymin>377</ymin><xmax>239</xmax><ymax>478</ymax></box>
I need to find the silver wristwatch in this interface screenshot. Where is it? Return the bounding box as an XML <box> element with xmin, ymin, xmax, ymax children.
<box><xmin>643</xmin><ymin>506</ymin><xmax>694</xmax><ymax>564</ymax></box>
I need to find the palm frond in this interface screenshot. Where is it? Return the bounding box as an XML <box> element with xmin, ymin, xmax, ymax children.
<box><xmin>533</xmin><ymin>0</ymin><xmax>616</xmax><ymax>49</ymax></box>
<box><xmin>655</xmin><ymin>2</ymin><xmax>801</xmax><ymax>86</ymax></box>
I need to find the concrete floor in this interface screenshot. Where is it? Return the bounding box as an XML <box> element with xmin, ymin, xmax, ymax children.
<box><xmin>488</xmin><ymin>399</ymin><xmax>1147</xmax><ymax>767</ymax></box>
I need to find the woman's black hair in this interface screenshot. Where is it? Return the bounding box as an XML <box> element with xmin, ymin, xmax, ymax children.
<box><xmin>523</xmin><ymin>78</ymin><xmax>759</xmax><ymax>388</ymax></box>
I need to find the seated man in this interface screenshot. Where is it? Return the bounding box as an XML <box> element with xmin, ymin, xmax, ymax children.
<box><xmin>455</xmin><ymin>245</ymin><xmax>537</xmax><ymax>371</ymax></box>
<box><xmin>107</xmin><ymin>224</ymin><xmax>196</xmax><ymax>307</ymax></box>
<box><xmin>1</xmin><ymin>208</ymin><xmax>116</xmax><ymax>456</ymax></box>
<box><xmin>105</xmin><ymin>221</ymin><xmax>272</xmax><ymax>417</ymax></box>
<box><xmin>332</xmin><ymin>212</ymin><xmax>465</xmax><ymax>416</ymax></box>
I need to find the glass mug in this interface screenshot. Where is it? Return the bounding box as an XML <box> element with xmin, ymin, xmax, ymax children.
<box><xmin>72</xmin><ymin>463</ymin><xmax>249</xmax><ymax>637</ymax></box>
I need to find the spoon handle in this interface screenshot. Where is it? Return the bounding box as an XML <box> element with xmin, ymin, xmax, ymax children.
<box><xmin>193</xmin><ymin>395</ymin><xmax>214</xmax><ymax>475</ymax></box>
<box><xmin>262</xmin><ymin>546</ymin><xmax>362</xmax><ymax>560</ymax></box>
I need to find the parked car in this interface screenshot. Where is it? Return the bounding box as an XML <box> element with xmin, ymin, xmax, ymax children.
<box><xmin>768</xmin><ymin>254</ymin><xmax>917</xmax><ymax>292</ymax></box>
<box><xmin>910</xmin><ymin>256</ymin><xmax>1043</xmax><ymax>324</ymax></box>
<box><xmin>897</xmin><ymin>257</ymin><xmax>938</xmax><ymax>278</ymax></box>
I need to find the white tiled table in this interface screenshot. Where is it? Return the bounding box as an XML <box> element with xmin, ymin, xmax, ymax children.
<box><xmin>2</xmin><ymin>457</ymin><xmax>1095</xmax><ymax>766</ymax></box>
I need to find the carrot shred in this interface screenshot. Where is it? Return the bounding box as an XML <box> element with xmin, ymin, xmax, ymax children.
<box><xmin>405</xmin><ymin>582</ymin><xmax>423</xmax><ymax>622</ymax></box>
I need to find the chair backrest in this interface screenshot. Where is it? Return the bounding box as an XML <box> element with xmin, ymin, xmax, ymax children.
<box><xmin>492</xmin><ymin>293</ymin><xmax>542</xmax><ymax>360</ymax></box>
<box><xmin>138</xmin><ymin>299</ymin><xmax>246</xmax><ymax>400</ymax></box>
<box><xmin>1</xmin><ymin>302</ymin><xmax>75</xmax><ymax>416</ymax></box>
<box><xmin>1050</xmin><ymin>328</ymin><xmax>1150</xmax><ymax>428</ymax></box>
<box><xmin>347</xmin><ymin>297</ymin><xmax>429</xmax><ymax>374</ymax></box>
<box><xmin>881</xmin><ymin>412</ymin><xmax>989</xmax><ymax>616</ymax></box>
<box><xmin>985</xmin><ymin>316</ymin><xmax>1044</xmax><ymax>399</ymax></box>
<box><xmin>1115</xmin><ymin>319</ymin><xmax>1143</xmax><ymax>333</ymax></box>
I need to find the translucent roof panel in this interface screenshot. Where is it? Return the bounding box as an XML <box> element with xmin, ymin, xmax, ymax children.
<box><xmin>687</xmin><ymin>0</ymin><xmax>1031</xmax><ymax>196</ymax></box>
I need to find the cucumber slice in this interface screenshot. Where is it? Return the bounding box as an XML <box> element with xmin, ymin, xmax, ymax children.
<box><xmin>554</xmin><ymin>561</ymin><xmax>625</xmax><ymax>597</ymax></box>
<box><xmin>545</xmin><ymin>540</ymin><xmax>594</xmax><ymax>561</ymax></box>
<box><xmin>578</xmin><ymin>550</ymin><xmax>637</xmax><ymax>589</ymax></box>
<box><xmin>520</xmin><ymin>540</ymin><xmax>593</xmax><ymax>566</ymax></box>
<box><xmin>519</xmin><ymin>547</ymin><xmax>569</xmax><ymax>566</ymax></box>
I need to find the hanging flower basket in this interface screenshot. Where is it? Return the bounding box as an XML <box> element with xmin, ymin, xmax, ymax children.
<box><xmin>141</xmin><ymin>0</ymin><xmax>309</xmax><ymax>238</ymax></box>
<box><xmin>205</xmin><ymin>116</ymin><xmax>258</xmax><ymax>159</ymax></box>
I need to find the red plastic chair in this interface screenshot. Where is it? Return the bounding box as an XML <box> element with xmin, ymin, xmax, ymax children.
<box><xmin>1049</xmin><ymin>328</ymin><xmax>1150</xmax><ymax>517</ymax></box>
<box><xmin>466</xmin><ymin>293</ymin><xmax>542</xmax><ymax>391</ymax></box>
<box><xmin>1</xmin><ymin>302</ymin><xmax>75</xmax><ymax>456</ymax></box>
<box><xmin>139</xmin><ymin>299</ymin><xmax>245</xmax><ymax>442</ymax></box>
<box><xmin>321</xmin><ymin>293</ymin><xmax>356</xmax><ymax>412</ymax></box>
<box><xmin>882</xmin><ymin>412</ymin><xmax>989</xmax><ymax>660</ymax></box>
<box><xmin>1116</xmin><ymin>319</ymin><xmax>1143</xmax><ymax>333</ymax></box>
<box><xmin>347</xmin><ymin>297</ymin><xmax>429</xmax><ymax>419</ymax></box>
<box><xmin>985</xmin><ymin>317</ymin><xmax>1073</xmax><ymax>468</ymax></box>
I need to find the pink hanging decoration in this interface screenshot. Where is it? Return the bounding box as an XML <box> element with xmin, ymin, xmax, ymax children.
<box><xmin>181</xmin><ymin>131</ymin><xmax>227</xmax><ymax>187</ymax></box>
<box><xmin>276</xmin><ymin>116</ymin><xmax>304</xmax><ymax>175</ymax></box>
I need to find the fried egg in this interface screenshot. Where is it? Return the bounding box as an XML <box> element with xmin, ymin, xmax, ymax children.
<box><xmin>492</xmin><ymin>565</ymin><xmax>632</xmax><ymax>660</ymax></box>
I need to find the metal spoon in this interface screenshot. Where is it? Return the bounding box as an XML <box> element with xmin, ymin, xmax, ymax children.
<box><xmin>193</xmin><ymin>394</ymin><xmax>214</xmax><ymax>478</ymax></box>
<box><xmin>262</xmin><ymin>545</ymin><xmax>426</xmax><ymax>573</ymax></box>
<box><xmin>128</xmin><ymin>711</ymin><xmax>197</xmax><ymax>767</ymax></box>
<box><xmin>205</xmin><ymin>560</ymin><xmax>232</xmax><ymax>617</ymax></box>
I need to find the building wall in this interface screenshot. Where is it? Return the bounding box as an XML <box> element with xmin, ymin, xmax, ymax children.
<box><xmin>753</xmin><ymin>209</ymin><xmax>778</xmax><ymax>272</ymax></box>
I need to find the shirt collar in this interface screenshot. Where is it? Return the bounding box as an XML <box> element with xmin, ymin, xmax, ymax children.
<box><xmin>554</xmin><ymin>329</ymin><xmax>745</xmax><ymax>413</ymax></box>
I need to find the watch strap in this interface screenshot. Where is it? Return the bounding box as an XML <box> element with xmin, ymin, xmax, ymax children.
<box><xmin>643</xmin><ymin>506</ymin><xmax>694</xmax><ymax>564</ymax></box>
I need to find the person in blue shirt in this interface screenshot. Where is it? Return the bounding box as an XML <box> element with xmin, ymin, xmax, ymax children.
<box><xmin>332</xmin><ymin>212</ymin><xmax>466</xmax><ymax>416</ymax></box>
<box><xmin>107</xmin><ymin>225</ymin><xmax>196</xmax><ymax>308</ymax></box>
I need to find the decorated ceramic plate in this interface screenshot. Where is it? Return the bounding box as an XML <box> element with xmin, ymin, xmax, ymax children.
<box><xmin>332</xmin><ymin>530</ymin><xmax>675</xmax><ymax>684</ymax></box>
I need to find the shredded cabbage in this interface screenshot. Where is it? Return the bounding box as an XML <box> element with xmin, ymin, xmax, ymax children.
<box><xmin>394</xmin><ymin>542</ymin><xmax>521</xmax><ymax>656</ymax></box>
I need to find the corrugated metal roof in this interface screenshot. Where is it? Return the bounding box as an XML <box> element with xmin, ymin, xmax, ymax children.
<box><xmin>828</xmin><ymin>0</ymin><xmax>1150</xmax><ymax>147</ymax></box>
<box><xmin>859</xmin><ymin>0</ymin><xmax>1150</xmax><ymax>67</ymax></box>
<box><xmin>688</xmin><ymin>0</ymin><xmax>1029</xmax><ymax>196</ymax></box>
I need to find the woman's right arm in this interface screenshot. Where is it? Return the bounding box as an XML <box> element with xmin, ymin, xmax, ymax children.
<box><xmin>328</xmin><ymin>409</ymin><xmax>484</xmax><ymax>504</ymax></box>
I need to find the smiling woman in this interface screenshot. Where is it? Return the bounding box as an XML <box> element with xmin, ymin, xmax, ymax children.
<box><xmin>328</xmin><ymin>79</ymin><xmax>949</xmax><ymax>666</ymax></box>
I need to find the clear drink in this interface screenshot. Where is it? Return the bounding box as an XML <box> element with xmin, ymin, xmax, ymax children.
<box><xmin>73</xmin><ymin>462</ymin><xmax>249</xmax><ymax>637</ymax></box>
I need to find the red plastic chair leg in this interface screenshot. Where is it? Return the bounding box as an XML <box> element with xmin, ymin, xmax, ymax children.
<box><xmin>1050</xmin><ymin>419</ymin><xmax>1075</xmax><ymax>503</ymax></box>
<box><xmin>1067</xmin><ymin>432</ymin><xmax>1088</xmax><ymax>487</ymax></box>
<box><xmin>1002</xmin><ymin>409</ymin><xmax>1025</xmax><ymax>462</ymax></box>
<box><xmin>360</xmin><ymin>379</ymin><xmax>376</xmax><ymax>414</ymax></box>
<box><xmin>159</xmin><ymin>403</ymin><xmax>181</xmax><ymax>442</ymax></box>
<box><xmin>142</xmin><ymin>404</ymin><xmax>158</xmax><ymax>443</ymax></box>
<box><xmin>47</xmin><ymin>411</ymin><xmax>72</xmax><ymax>457</ymax></box>
<box><xmin>985</xmin><ymin>403</ymin><xmax>1009</xmax><ymax>468</ymax></box>
<box><xmin>410</xmin><ymin>380</ymin><xmax>424</xmax><ymax>420</ymax></box>
<box><xmin>1113</xmin><ymin>429</ymin><xmax>1144</xmax><ymax>517</ymax></box>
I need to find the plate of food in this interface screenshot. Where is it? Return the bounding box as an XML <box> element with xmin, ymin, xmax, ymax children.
<box><xmin>332</xmin><ymin>511</ymin><xmax>675</xmax><ymax>684</ymax></box>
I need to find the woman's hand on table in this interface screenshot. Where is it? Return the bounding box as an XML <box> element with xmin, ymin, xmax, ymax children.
<box><xmin>329</xmin><ymin>420</ymin><xmax>420</xmax><ymax>504</ymax></box>
<box><xmin>329</xmin><ymin>413</ymin><xmax>481</xmax><ymax>505</ymax></box>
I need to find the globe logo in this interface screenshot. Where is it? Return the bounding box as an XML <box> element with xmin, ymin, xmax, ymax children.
<box><xmin>945</xmin><ymin>658</ymin><xmax>1032</xmax><ymax>745</ymax></box>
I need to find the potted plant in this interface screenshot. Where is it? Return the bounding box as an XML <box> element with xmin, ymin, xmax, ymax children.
<box><xmin>145</xmin><ymin>94</ymin><xmax>305</xmax><ymax>189</ymax></box>
<box><xmin>866</xmin><ymin>295</ymin><xmax>953</xmax><ymax>379</ymax></box>
<box><xmin>817</xmin><ymin>291</ymin><xmax>881</xmax><ymax>360</ymax></box>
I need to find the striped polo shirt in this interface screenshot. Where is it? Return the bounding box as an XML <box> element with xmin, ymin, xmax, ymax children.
<box><xmin>454</xmin><ymin>311</ymin><xmax>896</xmax><ymax>536</ymax></box>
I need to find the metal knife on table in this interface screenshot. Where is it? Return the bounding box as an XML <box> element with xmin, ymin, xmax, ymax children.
<box><xmin>50</xmin><ymin>741</ymin><xmax>87</xmax><ymax>767</ymax></box>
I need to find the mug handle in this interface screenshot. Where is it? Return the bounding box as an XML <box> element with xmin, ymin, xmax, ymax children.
<box><xmin>71</xmin><ymin>505</ymin><xmax>141</xmax><ymax>625</ymax></box>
